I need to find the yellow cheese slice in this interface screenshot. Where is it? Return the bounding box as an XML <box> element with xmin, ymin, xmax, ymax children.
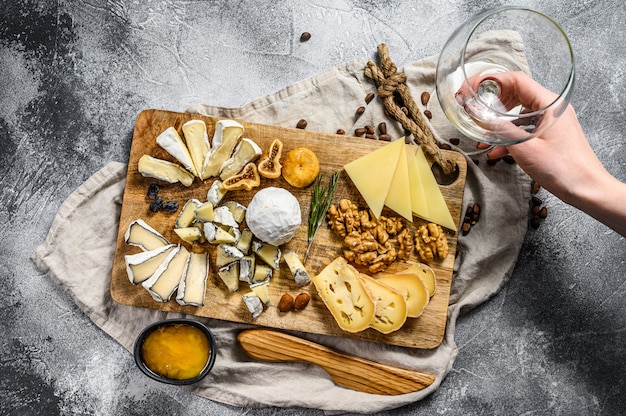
<box><xmin>383</xmin><ymin>143</ymin><xmax>413</xmax><ymax>221</ymax></box>
<box><xmin>402</xmin><ymin>263</ymin><xmax>436</xmax><ymax>298</ymax></box>
<box><xmin>343</xmin><ymin>138</ymin><xmax>404</xmax><ymax>219</ymax></box>
<box><xmin>413</xmin><ymin>147</ymin><xmax>456</xmax><ymax>231</ymax></box>
<box><xmin>377</xmin><ymin>272</ymin><xmax>429</xmax><ymax>318</ymax></box>
<box><xmin>405</xmin><ymin>145</ymin><xmax>429</xmax><ymax>220</ymax></box>
<box><xmin>358</xmin><ymin>273</ymin><xmax>408</xmax><ymax>334</ymax></box>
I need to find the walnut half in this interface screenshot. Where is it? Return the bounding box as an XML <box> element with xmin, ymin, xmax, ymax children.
<box><xmin>415</xmin><ymin>223</ymin><xmax>449</xmax><ymax>263</ymax></box>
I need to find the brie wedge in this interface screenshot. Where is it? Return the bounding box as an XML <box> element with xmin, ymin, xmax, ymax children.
<box><xmin>253</xmin><ymin>240</ymin><xmax>280</xmax><ymax>270</ymax></box>
<box><xmin>125</xmin><ymin>244</ymin><xmax>176</xmax><ymax>285</ymax></box>
<box><xmin>138</xmin><ymin>155</ymin><xmax>194</xmax><ymax>187</ymax></box>
<box><xmin>143</xmin><ymin>245</ymin><xmax>190</xmax><ymax>302</ymax></box>
<box><xmin>219</xmin><ymin>138</ymin><xmax>262</xmax><ymax>180</ymax></box>
<box><xmin>155</xmin><ymin>126</ymin><xmax>197</xmax><ymax>176</ymax></box>
<box><xmin>182</xmin><ymin>119</ymin><xmax>211</xmax><ymax>176</ymax></box>
<box><xmin>201</xmin><ymin>120</ymin><xmax>244</xmax><ymax>179</ymax></box>
<box><xmin>176</xmin><ymin>252</ymin><xmax>209</xmax><ymax>306</ymax></box>
<box><xmin>206</xmin><ymin>179</ymin><xmax>228</xmax><ymax>205</ymax></box>
<box><xmin>215</xmin><ymin>244</ymin><xmax>244</xmax><ymax>268</ymax></box>
<box><xmin>125</xmin><ymin>219</ymin><xmax>169</xmax><ymax>251</ymax></box>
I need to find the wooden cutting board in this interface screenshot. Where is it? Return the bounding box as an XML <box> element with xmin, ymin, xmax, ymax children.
<box><xmin>110</xmin><ymin>109</ymin><xmax>467</xmax><ymax>349</ymax></box>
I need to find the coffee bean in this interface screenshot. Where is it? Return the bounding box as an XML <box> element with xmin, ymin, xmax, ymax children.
<box><xmin>296</xmin><ymin>119</ymin><xmax>307</xmax><ymax>129</ymax></box>
<box><xmin>472</xmin><ymin>203</ymin><xmax>481</xmax><ymax>217</ymax></box>
<box><xmin>440</xmin><ymin>143</ymin><xmax>452</xmax><ymax>150</ymax></box>
<box><xmin>539</xmin><ymin>206</ymin><xmax>548</xmax><ymax>219</ymax></box>
<box><xmin>531</xmin><ymin>205</ymin><xmax>540</xmax><ymax>216</ymax></box>
<box><xmin>300</xmin><ymin>32</ymin><xmax>311</xmax><ymax>42</ymax></box>
<box><xmin>530</xmin><ymin>217</ymin><xmax>541</xmax><ymax>229</ymax></box>
<box><xmin>354</xmin><ymin>127</ymin><xmax>366</xmax><ymax>137</ymax></box>
<box><xmin>365</xmin><ymin>92</ymin><xmax>375</xmax><ymax>104</ymax></box>
<box><xmin>356</xmin><ymin>106</ymin><xmax>365</xmax><ymax>116</ymax></box>
<box><xmin>336</xmin><ymin>129</ymin><xmax>346</xmax><ymax>135</ymax></box>
<box><xmin>487</xmin><ymin>158</ymin><xmax>499</xmax><ymax>166</ymax></box>
<box><xmin>424</xmin><ymin>110</ymin><xmax>433</xmax><ymax>120</ymax></box>
<box><xmin>379</xmin><ymin>134</ymin><xmax>391</xmax><ymax>141</ymax></box>
<box><xmin>503</xmin><ymin>155</ymin><xmax>516</xmax><ymax>164</ymax></box>
<box><xmin>450</xmin><ymin>138</ymin><xmax>460</xmax><ymax>145</ymax></box>
<box><xmin>532</xmin><ymin>181</ymin><xmax>541</xmax><ymax>194</ymax></box>
<box><xmin>462</xmin><ymin>222</ymin><xmax>471</xmax><ymax>236</ymax></box>
<box><xmin>421</xmin><ymin>91</ymin><xmax>430</xmax><ymax>106</ymax></box>
<box><xmin>365</xmin><ymin>125</ymin><xmax>375</xmax><ymax>135</ymax></box>
<box><xmin>365</xmin><ymin>134</ymin><xmax>377</xmax><ymax>140</ymax></box>
<box><xmin>378</xmin><ymin>122</ymin><xmax>387</xmax><ymax>135</ymax></box>
<box><xmin>531</xmin><ymin>196</ymin><xmax>542</xmax><ymax>206</ymax></box>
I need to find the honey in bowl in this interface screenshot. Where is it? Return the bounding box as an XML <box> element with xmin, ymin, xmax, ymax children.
<box><xmin>134</xmin><ymin>319</ymin><xmax>216</xmax><ymax>384</ymax></box>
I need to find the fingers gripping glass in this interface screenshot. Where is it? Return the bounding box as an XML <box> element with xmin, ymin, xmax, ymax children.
<box><xmin>435</xmin><ymin>6</ymin><xmax>575</xmax><ymax>153</ymax></box>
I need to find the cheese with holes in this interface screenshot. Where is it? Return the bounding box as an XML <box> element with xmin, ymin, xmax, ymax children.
<box><xmin>182</xmin><ymin>119</ymin><xmax>211</xmax><ymax>176</ymax></box>
<box><xmin>383</xmin><ymin>142</ymin><xmax>413</xmax><ymax>221</ymax></box>
<box><xmin>125</xmin><ymin>219</ymin><xmax>169</xmax><ymax>251</ymax></box>
<box><xmin>219</xmin><ymin>138</ymin><xmax>262</xmax><ymax>180</ymax></box>
<box><xmin>176</xmin><ymin>252</ymin><xmax>209</xmax><ymax>306</ymax></box>
<box><xmin>413</xmin><ymin>147</ymin><xmax>456</xmax><ymax>230</ymax></box>
<box><xmin>155</xmin><ymin>126</ymin><xmax>197</xmax><ymax>176</ymax></box>
<box><xmin>143</xmin><ymin>245</ymin><xmax>190</xmax><ymax>302</ymax></box>
<box><xmin>343</xmin><ymin>138</ymin><xmax>404</xmax><ymax>219</ymax></box>
<box><xmin>125</xmin><ymin>244</ymin><xmax>176</xmax><ymax>285</ymax></box>
<box><xmin>376</xmin><ymin>272</ymin><xmax>429</xmax><ymax>318</ymax></box>
<box><xmin>311</xmin><ymin>257</ymin><xmax>375</xmax><ymax>333</ymax></box>
<box><xmin>138</xmin><ymin>155</ymin><xmax>194</xmax><ymax>187</ymax></box>
<box><xmin>202</xmin><ymin>120</ymin><xmax>244</xmax><ymax>179</ymax></box>
<box><xmin>358</xmin><ymin>273</ymin><xmax>408</xmax><ymax>334</ymax></box>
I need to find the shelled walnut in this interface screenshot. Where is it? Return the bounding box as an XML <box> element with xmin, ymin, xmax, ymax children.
<box><xmin>415</xmin><ymin>223</ymin><xmax>449</xmax><ymax>262</ymax></box>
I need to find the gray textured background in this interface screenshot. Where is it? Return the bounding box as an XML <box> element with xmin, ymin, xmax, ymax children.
<box><xmin>2</xmin><ymin>0</ymin><xmax>625</xmax><ymax>415</ymax></box>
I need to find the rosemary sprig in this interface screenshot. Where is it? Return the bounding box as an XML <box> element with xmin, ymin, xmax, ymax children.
<box><xmin>304</xmin><ymin>171</ymin><xmax>340</xmax><ymax>263</ymax></box>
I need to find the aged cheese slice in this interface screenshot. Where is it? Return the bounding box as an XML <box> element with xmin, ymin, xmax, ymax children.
<box><xmin>403</xmin><ymin>263</ymin><xmax>436</xmax><ymax>298</ymax></box>
<box><xmin>143</xmin><ymin>245</ymin><xmax>190</xmax><ymax>302</ymax></box>
<box><xmin>358</xmin><ymin>273</ymin><xmax>408</xmax><ymax>334</ymax></box>
<box><xmin>384</xmin><ymin>142</ymin><xmax>413</xmax><ymax>221</ymax></box>
<box><xmin>201</xmin><ymin>120</ymin><xmax>244</xmax><ymax>179</ymax></box>
<box><xmin>176</xmin><ymin>252</ymin><xmax>209</xmax><ymax>306</ymax></box>
<box><xmin>283</xmin><ymin>250</ymin><xmax>311</xmax><ymax>287</ymax></box>
<box><xmin>217</xmin><ymin>261</ymin><xmax>239</xmax><ymax>292</ymax></box>
<box><xmin>311</xmin><ymin>257</ymin><xmax>375</xmax><ymax>333</ymax></box>
<box><xmin>182</xmin><ymin>119</ymin><xmax>211</xmax><ymax>176</ymax></box>
<box><xmin>138</xmin><ymin>155</ymin><xmax>194</xmax><ymax>187</ymax></box>
<box><xmin>155</xmin><ymin>126</ymin><xmax>197</xmax><ymax>176</ymax></box>
<box><xmin>343</xmin><ymin>138</ymin><xmax>404</xmax><ymax>219</ymax></box>
<box><xmin>377</xmin><ymin>272</ymin><xmax>429</xmax><ymax>318</ymax></box>
<box><xmin>125</xmin><ymin>219</ymin><xmax>169</xmax><ymax>251</ymax></box>
<box><xmin>405</xmin><ymin>145</ymin><xmax>429</xmax><ymax>220</ymax></box>
<box><xmin>219</xmin><ymin>138</ymin><xmax>262</xmax><ymax>180</ymax></box>
<box><xmin>413</xmin><ymin>147</ymin><xmax>456</xmax><ymax>231</ymax></box>
<box><xmin>125</xmin><ymin>244</ymin><xmax>176</xmax><ymax>285</ymax></box>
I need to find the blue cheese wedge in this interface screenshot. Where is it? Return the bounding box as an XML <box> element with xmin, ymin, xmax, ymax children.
<box><xmin>176</xmin><ymin>252</ymin><xmax>209</xmax><ymax>306</ymax></box>
<box><xmin>138</xmin><ymin>155</ymin><xmax>194</xmax><ymax>187</ymax></box>
<box><xmin>215</xmin><ymin>243</ymin><xmax>244</xmax><ymax>268</ymax></box>
<box><xmin>219</xmin><ymin>138</ymin><xmax>262</xmax><ymax>180</ymax></box>
<box><xmin>156</xmin><ymin>126</ymin><xmax>197</xmax><ymax>176</ymax></box>
<box><xmin>142</xmin><ymin>245</ymin><xmax>190</xmax><ymax>302</ymax></box>
<box><xmin>217</xmin><ymin>261</ymin><xmax>240</xmax><ymax>292</ymax></box>
<box><xmin>173</xmin><ymin>226</ymin><xmax>204</xmax><ymax>244</ymax></box>
<box><xmin>222</xmin><ymin>201</ymin><xmax>247</xmax><ymax>223</ymax></box>
<box><xmin>124</xmin><ymin>244</ymin><xmax>176</xmax><ymax>285</ymax></box>
<box><xmin>253</xmin><ymin>240</ymin><xmax>280</xmax><ymax>270</ymax></box>
<box><xmin>203</xmin><ymin>222</ymin><xmax>237</xmax><ymax>244</ymax></box>
<box><xmin>236</xmin><ymin>228</ymin><xmax>254</xmax><ymax>254</ymax></box>
<box><xmin>194</xmin><ymin>201</ymin><xmax>215</xmax><ymax>222</ymax></box>
<box><xmin>125</xmin><ymin>219</ymin><xmax>169</xmax><ymax>251</ymax></box>
<box><xmin>206</xmin><ymin>179</ymin><xmax>228</xmax><ymax>205</ymax></box>
<box><xmin>175</xmin><ymin>199</ymin><xmax>202</xmax><ymax>228</ymax></box>
<box><xmin>182</xmin><ymin>119</ymin><xmax>211</xmax><ymax>176</ymax></box>
<box><xmin>201</xmin><ymin>120</ymin><xmax>244</xmax><ymax>179</ymax></box>
<box><xmin>283</xmin><ymin>251</ymin><xmax>311</xmax><ymax>286</ymax></box>
<box><xmin>239</xmin><ymin>255</ymin><xmax>256</xmax><ymax>283</ymax></box>
<box><xmin>242</xmin><ymin>291</ymin><xmax>264</xmax><ymax>318</ymax></box>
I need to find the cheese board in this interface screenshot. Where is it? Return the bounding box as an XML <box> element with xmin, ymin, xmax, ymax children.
<box><xmin>110</xmin><ymin>109</ymin><xmax>467</xmax><ymax>349</ymax></box>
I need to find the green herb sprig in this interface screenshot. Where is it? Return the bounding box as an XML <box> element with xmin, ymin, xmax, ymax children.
<box><xmin>304</xmin><ymin>171</ymin><xmax>340</xmax><ymax>263</ymax></box>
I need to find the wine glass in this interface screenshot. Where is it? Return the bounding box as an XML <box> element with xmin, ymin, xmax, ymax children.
<box><xmin>435</xmin><ymin>6</ymin><xmax>575</xmax><ymax>154</ymax></box>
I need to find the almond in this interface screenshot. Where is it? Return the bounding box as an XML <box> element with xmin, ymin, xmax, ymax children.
<box><xmin>293</xmin><ymin>293</ymin><xmax>311</xmax><ymax>311</ymax></box>
<box><xmin>277</xmin><ymin>293</ymin><xmax>294</xmax><ymax>312</ymax></box>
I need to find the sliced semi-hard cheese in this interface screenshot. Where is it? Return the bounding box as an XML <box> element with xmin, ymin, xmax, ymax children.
<box><xmin>143</xmin><ymin>245</ymin><xmax>190</xmax><ymax>302</ymax></box>
<box><xmin>219</xmin><ymin>138</ymin><xmax>262</xmax><ymax>180</ymax></box>
<box><xmin>125</xmin><ymin>244</ymin><xmax>176</xmax><ymax>285</ymax></box>
<box><xmin>405</xmin><ymin>145</ymin><xmax>429</xmax><ymax>221</ymax></box>
<box><xmin>413</xmin><ymin>147</ymin><xmax>456</xmax><ymax>231</ymax></box>
<box><xmin>125</xmin><ymin>219</ymin><xmax>169</xmax><ymax>251</ymax></box>
<box><xmin>176</xmin><ymin>252</ymin><xmax>209</xmax><ymax>306</ymax></box>
<box><xmin>311</xmin><ymin>257</ymin><xmax>375</xmax><ymax>333</ymax></box>
<box><xmin>201</xmin><ymin>120</ymin><xmax>244</xmax><ymax>179</ymax></box>
<box><xmin>377</xmin><ymin>272</ymin><xmax>429</xmax><ymax>318</ymax></box>
<box><xmin>384</xmin><ymin>141</ymin><xmax>413</xmax><ymax>221</ymax></box>
<box><xmin>182</xmin><ymin>119</ymin><xmax>211</xmax><ymax>176</ymax></box>
<box><xmin>138</xmin><ymin>155</ymin><xmax>194</xmax><ymax>187</ymax></box>
<box><xmin>358</xmin><ymin>273</ymin><xmax>408</xmax><ymax>334</ymax></box>
<box><xmin>402</xmin><ymin>263</ymin><xmax>436</xmax><ymax>298</ymax></box>
<box><xmin>155</xmin><ymin>126</ymin><xmax>197</xmax><ymax>176</ymax></box>
<box><xmin>343</xmin><ymin>138</ymin><xmax>404</xmax><ymax>219</ymax></box>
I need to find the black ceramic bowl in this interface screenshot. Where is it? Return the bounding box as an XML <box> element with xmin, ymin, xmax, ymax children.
<box><xmin>133</xmin><ymin>318</ymin><xmax>217</xmax><ymax>385</ymax></box>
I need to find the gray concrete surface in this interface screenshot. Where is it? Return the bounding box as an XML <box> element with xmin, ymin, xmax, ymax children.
<box><xmin>2</xmin><ymin>0</ymin><xmax>625</xmax><ymax>415</ymax></box>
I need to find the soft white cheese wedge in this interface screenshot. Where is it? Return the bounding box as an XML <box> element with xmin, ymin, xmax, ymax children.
<box><xmin>219</xmin><ymin>138</ymin><xmax>262</xmax><ymax>180</ymax></box>
<box><xmin>176</xmin><ymin>252</ymin><xmax>209</xmax><ymax>306</ymax></box>
<box><xmin>238</xmin><ymin>255</ymin><xmax>255</xmax><ymax>283</ymax></box>
<box><xmin>215</xmin><ymin>243</ymin><xmax>244</xmax><ymax>268</ymax></box>
<box><xmin>250</xmin><ymin>279</ymin><xmax>270</xmax><ymax>306</ymax></box>
<box><xmin>182</xmin><ymin>119</ymin><xmax>211</xmax><ymax>176</ymax></box>
<box><xmin>252</xmin><ymin>263</ymin><xmax>273</xmax><ymax>284</ymax></box>
<box><xmin>143</xmin><ymin>245</ymin><xmax>190</xmax><ymax>302</ymax></box>
<box><xmin>125</xmin><ymin>244</ymin><xmax>176</xmax><ymax>285</ymax></box>
<box><xmin>155</xmin><ymin>126</ymin><xmax>197</xmax><ymax>176</ymax></box>
<box><xmin>253</xmin><ymin>240</ymin><xmax>280</xmax><ymax>270</ymax></box>
<box><xmin>222</xmin><ymin>201</ymin><xmax>247</xmax><ymax>223</ymax></box>
<box><xmin>194</xmin><ymin>201</ymin><xmax>215</xmax><ymax>222</ymax></box>
<box><xmin>125</xmin><ymin>219</ymin><xmax>169</xmax><ymax>251</ymax></box>
<box><xmin>203</xmin><ymin>222</ymin><xmax>237</xmax><ymax>244</ymax></box>
<box><xmin>213</xmin><ymin>206</ymin><xmax>238</xmax><ymax>228</ymax></box>
<box><xmin>283</xmin><ymin>250</ymin><xmax>311</xmax><ymax>286</ymax></box>
<box><xmin>201</xmin><ymin>120</ymin><xmax>244</xmax><ymax>179</ymax></box>
<box><xmin>217</xmin><ymin>261</ymin><xmax>239</xmax><ymax>292</ymax></box>
<box><xmin>242</xmin><ymin>291</ymin><xmax>264</xmax><ymax>318</ymax></box>
<box><xmin>206</xmin><ymin>179</ymin><xmax>228</xmax><ymax>205</ymax></box>
<box><xmin>138</xmin><ymin>155</ymin><xmax>194</xmax><ymax>187</ymax></box>
<box><xmin>236</xmin><ymin>228</ymin><xmax>254</xmax><ymax>254</ymax></box>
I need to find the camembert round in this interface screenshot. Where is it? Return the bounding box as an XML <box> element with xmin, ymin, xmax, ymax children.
<box><xmin>245</xmin><ymin>187</ymin><xmax>301</xmax><ymax>246</ymax></box>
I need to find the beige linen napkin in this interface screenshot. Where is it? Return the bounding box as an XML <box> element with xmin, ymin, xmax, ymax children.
<box><xmin>33</xmin><ymin>32</ymin><xmax>531</xmax><ymax>414</ymax></box>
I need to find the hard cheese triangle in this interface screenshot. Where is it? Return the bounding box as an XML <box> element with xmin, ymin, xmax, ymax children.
<box><xmin>405</xmin><ymin>145</ymin><xmax>429</xmax><ymax>220</ymax></box>
<box><xmin>412</xmin><ymin>147</ymin><xmax>456</xmax><ymax>230</ymax></box>
<box><xmin>343</xmin><ymin>138</ymin><xmax>404</xmax><ymax>219</ymax></box>
<box><xmin>384</xmin><ymin>143</ymin><xmax>413</xmax><ymax>221</ymax></box>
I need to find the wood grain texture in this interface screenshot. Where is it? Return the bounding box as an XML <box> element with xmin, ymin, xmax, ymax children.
<box><xmin>110</xmin><ymin>109</ymin><xmax>467</xmax><ymax>349</ymax></box>
<box><xmin>237</xmin><ymin>329</ymin><xmax>435</xmax><ymax>395</ymax></box>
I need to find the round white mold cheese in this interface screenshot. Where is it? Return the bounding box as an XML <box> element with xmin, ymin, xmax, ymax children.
<box><xmin>245</xmin><ymin>187</ymin><xmax>301</xmax><ymax>246</ymax></box>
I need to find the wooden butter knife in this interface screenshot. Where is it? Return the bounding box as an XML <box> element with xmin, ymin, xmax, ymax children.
<box><xmin>237</xmin><ymin>328</ymin><xmax>435</xmax><ymax>395</ymax></box>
